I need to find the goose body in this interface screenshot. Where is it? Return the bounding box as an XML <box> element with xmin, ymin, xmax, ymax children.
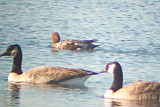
<box><xmin>0</xmin><ymin>44</ymin><xmax>98</xmax><ymax>85</ymax></box>
<box><xmin>52</xmin><ymin>32</ymin><xmax>99</xmax><ymax>50</ymax></box>
<box><xmin>103</xmin><ymin>62</ymin><xmax>160</xmax><ymax>100</ymax></box>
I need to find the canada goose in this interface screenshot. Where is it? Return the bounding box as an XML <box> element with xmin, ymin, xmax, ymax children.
<box><xmin>102</xmin><ymin>61</ymin><xmax>160</xmax><ymax>100</ymax></box>
<box><xmin>52</xmin><ymin>32</ymin><xmax>99</xmax><ymax>50</ymax></box>
<box><xmin>0</xmin><ymin>44</ymin><xmax>98</xmax><ymax>85</ymax></box>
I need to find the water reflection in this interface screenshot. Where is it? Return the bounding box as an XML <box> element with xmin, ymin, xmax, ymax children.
<box><xmin>9</xmin><ymin>82</ymin><xmax>87</xmax><ymax>90</ymax></box>
<box><xmin>104</xmin><ymin>99</ymin><xmax>160</xmax><ymax>107</ymax></box>
<box><xmin>9</xmin><ymin>84</ymin><xmax>21</xmax><ymax>100</ymax></box>
<box><xmin>28</xmin><ymin>83</ymin><xmax>88</xmax><ymax>90</ymax></box>
<box><xmin>7</xmin><ymin>82</ymin><xmax>88</xmax><ymax>106</ymax></box>
<box><xmin>51</xmin><ymin>49</ymin><xmax>59</xmax><ymax>53</ymax></box>
<box><xmin>7</xmin><ymin>84</ymin><xmax>21</xmax><ymax>107</ymax></box>
<box><xmin>51</xmin><ymin>47</ymin><xmax>100</xmax><ymax>53</ymax></box>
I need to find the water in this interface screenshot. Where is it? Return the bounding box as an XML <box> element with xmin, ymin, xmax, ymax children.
<box><xmin>0</xmin><ymin>0</ymin><xmax>160</xmax><ymax>106</ymax></box>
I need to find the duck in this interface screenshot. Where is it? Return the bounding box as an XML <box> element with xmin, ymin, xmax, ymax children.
<box><xmin>102</xmin><ymin>61</ymin><xmax>160</xmax><ymax>100</ymax></box>
<box><xmin>51</xmin><ymin>32</ymin><xmax>99</xmax><ymax>50</ymax></box>
<box><xmin>0</xmin><ymin>44</ymin><xmax>99</xmax><ymax>85</ymax></box>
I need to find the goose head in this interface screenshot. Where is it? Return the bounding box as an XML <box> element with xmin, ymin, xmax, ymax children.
<box><xmin>103</xmin><ymin>62</ymin><xmax>123</xmax><ymax>92</ymax></box>
<box><xmin>0</xmin><ymin>44</ymin><xmax>23</xmax><ymax>74</ymax></box>
<box><xmin>0</xmin><ymin>44</ymin><xmax>21</xmax><ymax>57</ymax></box>
<box><xmin>52</xmin><ymin>32</ymin><xmax>60</xmax><ymax>44</ymax></box>
<box><xmin>104</xmin><ymin>62</ymin><xmax>122</xmax><ymax>75</ymax></box>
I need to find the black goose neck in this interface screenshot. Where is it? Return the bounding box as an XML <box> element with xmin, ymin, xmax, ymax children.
<box><xmin>11</xmin><ymin>46</ymin><xmax>23</xmax><ymax>74</ymax></box>
<box><xmin>110</xmin><ymin>65</ymin><xmax>123</xmax><ymax>92</ymax></box>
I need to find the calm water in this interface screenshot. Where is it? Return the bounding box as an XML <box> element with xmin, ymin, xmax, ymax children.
<box><xmin>0</xmin><ymin>0</ymin><xmax>160</xmax><ymax>107</ymax></box>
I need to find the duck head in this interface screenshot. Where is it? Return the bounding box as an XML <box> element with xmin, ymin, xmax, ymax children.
<box><xmin>52</xmin><ymin>32</ymin><xmax>60</xmax><ymax>44</ymax></box>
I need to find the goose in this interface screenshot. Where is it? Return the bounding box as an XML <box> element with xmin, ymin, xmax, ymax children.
<box><xmin>52</xmin><ymin>32</ymin><xmax>99</xmax><ymax>50</ymax></box>
<box><xmin>0</xmin><ymin>44</ymin><xmax>99</xmax><ymax>85</ymax></box>
<box><xmin>102</xmin><ymin>61</ymin><xmax>160</xmax><ymax>100</ymax></box>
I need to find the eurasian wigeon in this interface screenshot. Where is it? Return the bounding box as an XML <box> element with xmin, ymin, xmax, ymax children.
<box><xmin>52</xmin><ymin>32</ymin><xmax>99</xmax><ymax>50</ymax></box>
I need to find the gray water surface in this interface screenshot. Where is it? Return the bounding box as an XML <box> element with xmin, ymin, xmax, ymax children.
<box><xmin>0</xmin><ymin>0</ymin><xmax>160</xmax><ymax>107</ymax></box>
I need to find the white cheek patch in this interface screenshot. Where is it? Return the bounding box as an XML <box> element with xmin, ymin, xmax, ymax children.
<box><xmin>10</xmin><ymin>47</ymin><xmax>18</xmax><ymax>57</ymax></box>
<box><xmin>108</xmin><ymin>64</ymin><xmax>116</xmax><ymax>74</ymax></box>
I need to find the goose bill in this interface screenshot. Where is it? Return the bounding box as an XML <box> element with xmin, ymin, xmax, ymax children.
<box><xmin>0</xmin><ymin>52</ymin><xmax>9</xmax><ymax>57</ymax></box>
